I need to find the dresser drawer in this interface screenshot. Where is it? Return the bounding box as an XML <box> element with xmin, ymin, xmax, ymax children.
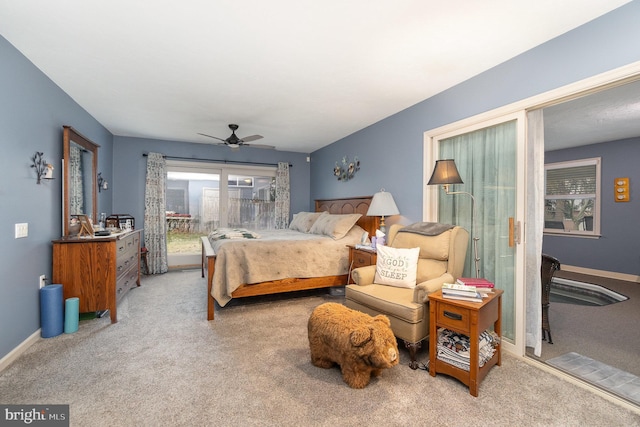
<box><xmin>116</xmin><ymin>250</ymin><xmax>138</xmax><ymax>277</ymax></box>
<box><xmin>116</xmin><ymin>266</ymin><xmax>138</xmax><ymax>301</ymax></box>
<box><xmin>353</xmin><ymin>251</ymin><xmax>375</xmax><ymax>268</ymax></box>
<box><xmin>117</xmin><ymin>233</ymin><xmax>139</xmax><ymax>258</ymax></box>
<box><xmin>436</xmin><ymin>302</ymin><xmax>471</xmax><ymax>334</ymax></box>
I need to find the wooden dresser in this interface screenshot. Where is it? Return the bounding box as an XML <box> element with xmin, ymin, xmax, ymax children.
<box><xmin>52</xmin><ymin>229</ymin><xmax>141</xmax><ymax>323</ymax></box>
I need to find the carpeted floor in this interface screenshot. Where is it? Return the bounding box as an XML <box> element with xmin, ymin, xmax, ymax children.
<box><xmin>1</xmin><ymin>270</ymin><xmax>639</xmax><ymax>426</ymax></box>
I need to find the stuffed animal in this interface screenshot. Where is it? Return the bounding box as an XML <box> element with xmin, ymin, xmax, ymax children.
<box><xmin>308</xmin><ymin>302</ymin><xmax>399</xmax><ymax>388</ymax></box>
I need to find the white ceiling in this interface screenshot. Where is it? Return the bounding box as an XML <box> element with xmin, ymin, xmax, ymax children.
<box><xmin>543</xmin><ymin>79</ymin><xmax>640</xmax><ymax>150</ymax></box>
<box><xmin>0</xmin><ymin>0</ymin><xmax>632</xmax><ymax>153</ymax></box>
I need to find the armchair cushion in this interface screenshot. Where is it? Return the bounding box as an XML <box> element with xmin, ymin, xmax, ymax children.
<box><xmin>346</xmin><ymin>285</ymin><xmax>425</xmax><ymax>324</ymax></box>
<box><xmin>391</xmin><ymin>230</ymin><xmax>450</xmax><ymax>260</ymax></box>
<box><xmin>374</xmin><ymin>246</ymin><xmax>420</xmax><ymax>288</ymax></box>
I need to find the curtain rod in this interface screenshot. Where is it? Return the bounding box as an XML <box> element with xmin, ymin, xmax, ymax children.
<box><xmin>142</xmin><ymin>153</ymin><xmax>292</xmax><ymax>167</ymax></box>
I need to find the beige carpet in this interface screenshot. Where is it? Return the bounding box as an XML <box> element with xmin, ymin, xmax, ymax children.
<box><xmin>1</xmin><ymin>270</ymin><xmax>639</xmax><ymax>426</ymax></box>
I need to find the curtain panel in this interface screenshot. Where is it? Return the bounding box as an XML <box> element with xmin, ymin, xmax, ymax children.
<box><xmin>525</xmin><ymin>109</ymin><xmax>545</xmax><ymax>356</ymax></box>
<box><xmin>438</xmin><ymin>120</ymin><xmax>517</xmax><ymax>341</ymax></box>
<box><xmin>144</xmin><ymin>152</ymin><xmax>168</xmax><ymax>274</ymax></box>
<box><xmin>274</xmin><ymin>162</ymin><xmax>290</xmax><ymax>229</ymax></box>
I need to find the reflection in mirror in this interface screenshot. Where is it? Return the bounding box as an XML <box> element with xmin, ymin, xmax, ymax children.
<box><xmin>63</xmin><ymin>126</ymin><xmax>99</xmax><ymax>236</ymax></box>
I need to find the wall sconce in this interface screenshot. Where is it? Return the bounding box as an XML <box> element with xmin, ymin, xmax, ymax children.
<box><xmin>31</xmin><ymin>151</ymin><xmax>54</xmax><ymax>184</ymax></box>
<box><xmin>97</xmin><ymin>172</ymin><xmax>109</xmax><ymax>192</ymax></box>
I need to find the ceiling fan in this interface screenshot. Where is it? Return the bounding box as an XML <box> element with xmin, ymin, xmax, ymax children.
<box><xmin>198</xmin><ymin>124</ymin><xmax>275</xmax><ymax>150</ymax></box>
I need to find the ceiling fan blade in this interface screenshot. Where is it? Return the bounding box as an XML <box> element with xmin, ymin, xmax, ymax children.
<box><xmin>239</xmin><ymin>134</ymin><xmax>263</xmax><ymax>143</ymax></box>
<box><xmin>244</xmin><ymin>143</ymin><xmax>276</xmax><ymax>150</ymax></box>
<box><xmin>197</xmin><ymin>132</ymin><xmax>226</xmax><ymax>142</ymax></box>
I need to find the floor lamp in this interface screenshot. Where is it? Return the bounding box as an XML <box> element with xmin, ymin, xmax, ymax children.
<box><xmin>427</xmin><ymin>159</ymin><xmax>481</xmax><ymax>278</ymax></box>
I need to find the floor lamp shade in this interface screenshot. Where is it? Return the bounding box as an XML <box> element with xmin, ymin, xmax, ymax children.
<box><xmin>427</xmin><ymin>159</ymin><xmax>464</xmax><ymax>185</ymax></box>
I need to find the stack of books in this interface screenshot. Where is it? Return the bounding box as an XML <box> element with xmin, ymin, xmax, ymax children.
<box><xmin>441</xmin><ymin>278</ymin><xmax>495</xmax><ymax>302</ymax></box>
<box><xmin>456</xmin><ymin>277</ymin><xmax>495</xmax><ymax>290</ymax></box>
<box><xmin>441</xmin><ymin>283</ymin><xmax>485</xmax><ymax>302</ymax></box>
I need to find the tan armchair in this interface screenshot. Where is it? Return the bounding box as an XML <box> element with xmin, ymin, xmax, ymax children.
<box><xmin>345</xmin><ymin>223</ymin><xmax>469</xmax><ymax>369</ymax></box>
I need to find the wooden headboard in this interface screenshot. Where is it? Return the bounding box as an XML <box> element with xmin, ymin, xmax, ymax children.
<box><xmin>314</xmin><ymin>196</ymin><xmax>380</xmax><ymax>238</ymax></box>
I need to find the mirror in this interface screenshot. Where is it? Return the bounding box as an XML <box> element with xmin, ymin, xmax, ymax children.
<box><xmin>63</xmin><ymin>126</ymin><xmax>99</xmax><ymax>236</ymax></box>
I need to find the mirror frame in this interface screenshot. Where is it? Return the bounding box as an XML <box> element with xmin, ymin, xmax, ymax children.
<box><xmin>62</xmin><ymin>125</ymin><xmax>100</xmax><ymax>236</ymax></box>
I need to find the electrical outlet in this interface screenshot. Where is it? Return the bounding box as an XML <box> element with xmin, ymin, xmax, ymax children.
<box><xmin>39</xmin><ymin>275</ymin><xmax>46</xmax><ymax>289</ymax></box>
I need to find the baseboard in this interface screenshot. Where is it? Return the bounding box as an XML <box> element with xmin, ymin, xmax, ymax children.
<box><xmin>561</xmin><ymin>265</ymin><xmax>640</xmax><ymax>284</ymax></box>
<box><xmin>0</xmin><ymin>330</ymin><xmax>40</xmax><ymax>373</ymax></box>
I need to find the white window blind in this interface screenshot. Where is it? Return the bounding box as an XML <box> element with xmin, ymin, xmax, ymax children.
<box><xmin>544</xmin><ymin>157</ymin><xmax>600</xmax><ymax>236</ymax></box>
<box><xmin>546</xmin><ymin>164</ymin><xmax>597</xmax><ymax>197</ymax></box>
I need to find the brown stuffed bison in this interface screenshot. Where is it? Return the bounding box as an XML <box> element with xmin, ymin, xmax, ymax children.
<box><xmin>308</xmin><ymin>302</ymin><xmax>399</xmax><ymax>388</ymax></box>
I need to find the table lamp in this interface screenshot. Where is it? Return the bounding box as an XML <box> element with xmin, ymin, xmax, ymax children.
<box><xmin>367</xmin><ymin>189</ymin><xmax>399</xmax><ymax>235</ymax></box>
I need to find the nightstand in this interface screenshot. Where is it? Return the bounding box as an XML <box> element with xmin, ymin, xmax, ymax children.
<box><xmin>347</xmin><ymin>245</ymin><xmax>377</xmax><ymax>284</ymax></box>
<box><xmin>428</xmin><ymin>288</ymin><xmax>503</xmax><ymax>396</ymax></box>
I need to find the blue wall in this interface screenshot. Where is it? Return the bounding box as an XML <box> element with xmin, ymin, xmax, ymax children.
<box><xmin>2</xmin><ymin>1</ymin><xmax>640</xmax><ymax>361</ymax></box>
<box><xmin>543</xmin><ymin>138</ymin><xmax>640</xmax><ymax>275</ymax></box>
<box><xmin>0</xmin><ymin>36</ymin><xmax>113</xmax><ymax>360</ymax></box>
<box><xmin>311</xmin><ymin>1</ymin><xmax>640</xmax><ymax>229</ymax></box>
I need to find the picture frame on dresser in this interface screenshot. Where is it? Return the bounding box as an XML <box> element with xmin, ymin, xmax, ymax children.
<box><xmin>76</xmin><ymin>214</ymin><xmax>94</xmax><ymax>236</ymax></box>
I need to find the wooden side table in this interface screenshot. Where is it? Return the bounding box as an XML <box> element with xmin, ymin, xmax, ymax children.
<box><xmin>428</xmin><ymin>288</ymin><xmax>503</xmax><ymax>396</ymax></box>
<box><xmin>347</xmin><ymin>245</ymin><xmax>377</xmax><ymax>284</ymax></box>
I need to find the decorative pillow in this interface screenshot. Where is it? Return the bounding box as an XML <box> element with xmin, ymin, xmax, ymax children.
<box><xmin>374</xmin><ymin>245</ymin><xmax>420</xmax><ymax>288</ymax></box>
<box><xmin>309</xmin><ymin>213</ymin><xmax>362</xmax><ymax>240</ymax></box>
<box><xmin>289</xmin><ymin>211</ymin><xmax>326</xmax><ymax>233</ymax></box>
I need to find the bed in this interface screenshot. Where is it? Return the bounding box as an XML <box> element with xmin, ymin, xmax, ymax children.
<box><xmin>201</xmin><ymin>196</ymin><xmax>380</xmax><ymax>320</ymax></box>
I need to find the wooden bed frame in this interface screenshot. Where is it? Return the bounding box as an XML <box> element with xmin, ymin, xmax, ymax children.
<box><xmin>201</xmin><ymin>196</ymin><xmax>380</xmax><ymax>320</ymax></box>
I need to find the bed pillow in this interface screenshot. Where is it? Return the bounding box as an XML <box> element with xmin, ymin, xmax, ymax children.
<box><xmin>289</xmin><ymin>211</ymin><xmax>326</xmax><ymax>233</ymax></box>
<box><xmin>309</xmin><ymin>213</ymin><xmax>362</xmax><ymax>240</ymax></box>
<box><xmin>374</xmin><ymin>245</ymin><xmax>420</xmax><ymax>288</ymax></box>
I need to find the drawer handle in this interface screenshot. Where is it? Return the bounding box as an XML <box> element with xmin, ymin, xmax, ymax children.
<box><xmin>443</xmin><ymin>310</ymin><xmax>462</xmax><ymax>321</ymax></box>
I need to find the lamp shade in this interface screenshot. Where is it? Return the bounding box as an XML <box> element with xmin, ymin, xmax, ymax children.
<box><xmin>427</xmin><ymin>159</ymin><xmax>464</xmax><ymax>185</ymax></box>
<box><xmin>367</xmin><ymin>190</ymin><xmax>399</xmax><ymax>217</ymax></box>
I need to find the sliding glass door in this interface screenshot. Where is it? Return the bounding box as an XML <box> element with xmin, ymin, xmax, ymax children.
<box><xmin>425</xmin><ymin>112</ymin><xmax>525</xmax><ymax>350</ymax></box>
<box><xmin>165</xmin><ymin>161</ymin><xmax>276</xmax><ymax>268</ymax></box>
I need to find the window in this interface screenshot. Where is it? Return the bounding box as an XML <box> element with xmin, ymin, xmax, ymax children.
<box><xmin>544</xmin><ymin>157</ymin><xmax>600</xmax><ymax>236</ymax></box>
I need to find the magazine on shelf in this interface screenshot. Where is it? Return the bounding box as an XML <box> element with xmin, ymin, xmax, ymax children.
<box><xmin>456</xmin><ymin>277</ymin><xmax>495</xmax><ymax>288</ymax></box>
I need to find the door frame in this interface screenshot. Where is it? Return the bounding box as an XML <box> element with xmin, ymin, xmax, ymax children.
<box><xmin>423</xmin><ymin>60</ymin><xmax>640</xmax><ymax>359</ymax></box>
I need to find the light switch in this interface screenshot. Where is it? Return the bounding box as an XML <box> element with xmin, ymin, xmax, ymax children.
<box><xmin>614</xmin><ymin>177</ymin><xmax>629</xmax><ymax>202</ymax></box>
<box><xmin>15</xmin><ymin>223</ymin><xmax>28</xmax><ymax>238</ymax></box>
